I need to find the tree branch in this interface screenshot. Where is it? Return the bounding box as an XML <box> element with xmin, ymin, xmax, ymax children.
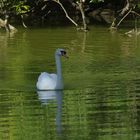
<box><xmin>131</xmin><ymin>11</ymin><xmax>140</xmax><ymax>17</ymax></box>
<box><xmin>21</xmin><ymin>15</ymin><xmax>27</xmax><ymax>28</ymax></box>
<box><xmin>0</xmin><ymin>18</ymin><xmax>17</xmax><ymax>32</ymax></box>
<box><xmin>52</xmin><ymin>0</ymin><xmax>78</xmax><ymax>27</ymax></box>
<box><xmin>120</xmin><ymin>0</ymin><xmax>130</xmax><ymax>16</ymax></box>
<box><xmin>76</xmin><ymin>0</ymin><xmax>87</xmax><ymax>31</ymax></box>
<box><xmin>117</xmin><ymin>8</ymin><xmax>132</xmax><ymax>27</ymax></box>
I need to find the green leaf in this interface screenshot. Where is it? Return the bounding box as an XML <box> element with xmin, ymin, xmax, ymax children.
<box><xmin>13</xmin><ymin>2</ymin><xmax>30</xmax><ymax>15</ymax></box>
<box><xmin>137</xmin><ymin>3</ymin><xmax>140</xmax><ymax>8</ymax></box>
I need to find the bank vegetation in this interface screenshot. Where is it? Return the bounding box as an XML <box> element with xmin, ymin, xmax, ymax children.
<box><xmin>0</xmin><ymin>0</ymin><xmax>140</xmax><ymax>32</ymax></box>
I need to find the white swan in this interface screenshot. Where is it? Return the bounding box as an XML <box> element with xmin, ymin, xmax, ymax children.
<box><xmin>36</xmin><ymin>48</ymin><xmax>68</xmax><ymax>90</ymax></box>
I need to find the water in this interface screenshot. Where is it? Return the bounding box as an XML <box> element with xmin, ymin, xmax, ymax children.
<box><xmin>0</xmin><ymin>26</ymin><xmax>140</xmax><ymax>140</ymax></box>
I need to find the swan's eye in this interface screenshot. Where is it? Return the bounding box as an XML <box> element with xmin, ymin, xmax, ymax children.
<box><xmin>61</xmin><ymin>51</ymin><xmax>66</xmax><ymax>55</ymax></box>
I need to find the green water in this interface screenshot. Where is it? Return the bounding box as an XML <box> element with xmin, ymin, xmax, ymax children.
<box><xmin>0</xmin><ymin>26</ymin><xmax>140</xmax><ymax>140</ymax></box>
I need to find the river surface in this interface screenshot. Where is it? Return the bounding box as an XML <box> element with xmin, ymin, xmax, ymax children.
<box><xmin>0</xmin><ymin>26</ymin><xmax>140</xmax><ymax>140</ymax></box>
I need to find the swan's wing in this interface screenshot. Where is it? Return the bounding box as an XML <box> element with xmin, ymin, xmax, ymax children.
<box><xmin>36</xmin><ymin>72</ymin><xmax>57</xmax><ymax>90</ymax></box>
<box><xmin>38</xmin><ymin>72</ymin><xmax>57</xmax><ymax>81</ymax></box>
<box><xmin>50</xmin><ymin>73</ymin><xmax>57</xmax><ymax>80</ymax></box>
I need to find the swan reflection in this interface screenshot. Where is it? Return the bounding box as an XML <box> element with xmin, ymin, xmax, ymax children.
<box><xmin>37</xmin><ymin>90</ymin><xmax>62</xmax><ymax>134</ymax></box>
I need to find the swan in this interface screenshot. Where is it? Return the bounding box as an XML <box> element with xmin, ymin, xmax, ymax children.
<box><xmin>36</xmin><ymin>48</ymin><xmax>68</xmax><ymax>90</ymax></box>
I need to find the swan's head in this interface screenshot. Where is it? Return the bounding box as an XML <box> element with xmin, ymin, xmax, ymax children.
<box><xmin>56</xmin><ymin>48</ymin><xmax>68</xmax><ymax>58</ymax></box>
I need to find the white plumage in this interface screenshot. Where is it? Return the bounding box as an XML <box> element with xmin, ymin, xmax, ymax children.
<box><xmin>36</xmin><ymin>48</ymin><xmax>67</xmax><ymax>90</ymax></box>
<box><xmin>36</xmin><ymin>72</ymin><xmax>57</xmax><ymax>90</ymax></box>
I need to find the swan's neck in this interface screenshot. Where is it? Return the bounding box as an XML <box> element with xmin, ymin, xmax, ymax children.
<box><xmin>55</xmin><ymin>54</ymin><xmax>63</xmax><ymax>87</ymax></box>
